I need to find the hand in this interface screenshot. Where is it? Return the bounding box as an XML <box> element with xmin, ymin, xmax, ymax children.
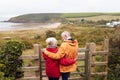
<box><xmin>41</xmin><ymin>48</ymin><xmax>47</xmax><ymax>54</ymax></box>
<box><xmin>42</xmin><ymin>48</ymin><xmax>46</xmax><ymax>52</ymax></box>
<box><xmin>74</xmin><ymin>58</ymin><xmax>78</xmax><ymax>61</ymax></box>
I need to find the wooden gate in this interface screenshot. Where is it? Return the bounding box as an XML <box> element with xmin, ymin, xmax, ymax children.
<box><xmin>18</xmin><ymin>39</ymin><xmax>109</xmax><ymax>80</ymax></box>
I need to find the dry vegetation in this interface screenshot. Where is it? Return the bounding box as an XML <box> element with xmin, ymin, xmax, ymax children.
<box><xmin>67</xmin><ymin>15</ymin><xmax>120</xmax><ymax>21</ymax></box>
<box><xmin>0</xmin><ymin>23</ymin><xmax>114</xmax><ymax>54</ymax></box>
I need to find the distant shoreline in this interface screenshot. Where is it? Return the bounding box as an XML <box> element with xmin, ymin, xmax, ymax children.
<box><xmin>0</xmin><ymin>22</ymin><xmax>61</xmax><ymax>31</ymax></box>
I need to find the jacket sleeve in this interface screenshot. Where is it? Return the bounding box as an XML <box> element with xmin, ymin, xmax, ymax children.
<box><xmin>42</xmin><ymin>52</ymin><xmax>48</xmax><ymax>60</ymax></box>
<box><xmin>44</xmin><ymin>43</ymin><xmax>66</xmax><ymax>59</ymax></box>
<box><xmin>60</xmin><ymin>58</ymin><xmax>75</xmax><ymax>66</ymax></box>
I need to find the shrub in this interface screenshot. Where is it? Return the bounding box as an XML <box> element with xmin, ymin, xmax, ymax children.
<box><xmin>22</xmin><ymin>40</ymin><xmax>33</xmax><ymax>49</ymax></box>
<box><xmin>108</xmin><ymin>26</ymin><xmax>120</xmax><ymax>80</ymax></box>
<box><xmin>46</xmin><ymin>30</ymin><xmax>56</xmax><ymax>38</ymax></box>
<box><xmin>0</xmin><ymin>40</ymin><xmax>25</xmax><ymax>79</ymax></box>
<box><xmin>97</xmin><ymin>20</ymin><xmax>109</xmax><ymax>25</ymax></box>
<box><xmin>0</xmin><ymin>72</ymin><xmax>12</xmax><ymax>80</ymax></box>
<box><xmin>34</xmin><ymin>34</ymin><xmax>41</xmax><ymax>39</ymax></box>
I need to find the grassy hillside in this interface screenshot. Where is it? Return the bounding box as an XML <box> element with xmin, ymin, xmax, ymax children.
<box><xmin>62</xmin><ymin>13</ymin><xmax>120</xmax><ymax>18</ymax></box>
<box><xmin>61</xmin><ymin>13</ymin><xmax>104</xmax><ymax>18</ymax></box>
<box><xmin>8</xmin><ymin>13</ymin><xmax>64</xmax><ymax>23</ymax></box>
<box><xmin>8</xmin><ymin>13</ymin><xmax>120</xmax><ymax>23</ymax></box>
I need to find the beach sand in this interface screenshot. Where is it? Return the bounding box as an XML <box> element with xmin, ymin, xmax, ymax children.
<box><xmin>11</xmin><ymin>22</ymin><xmax>61</xmax><ymax>31</ymax></box>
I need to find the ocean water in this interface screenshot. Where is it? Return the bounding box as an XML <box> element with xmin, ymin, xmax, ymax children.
<box><xmin>0</xmin><ymin>15</ymin><xmax>22</xmax><ymax>31</ymax></box>
<box><xmin>0</xmin><ymin>16</ymin><xmax>61</xmax><ymax>31</ymax></box>
<box><xmin>0</xmin><ymin>22</ymin><xmax>23</xmax><ymax>31</ymax></box>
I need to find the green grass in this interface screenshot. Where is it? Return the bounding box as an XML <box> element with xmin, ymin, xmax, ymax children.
<box><xmin>62</xmin><ymin>12</ymin><xmax>120</xmax><ymax>18</ymax></box>
<box><xmin>62</xmin><ymin>13</ymin><xmax>104</xmax><ymax>18</ymax></box>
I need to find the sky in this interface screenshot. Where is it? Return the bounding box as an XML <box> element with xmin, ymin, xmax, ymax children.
<box><xmin>0</xmin><ymin>0</ymin><xmax>120</xmax><ymax>17</ymax></box>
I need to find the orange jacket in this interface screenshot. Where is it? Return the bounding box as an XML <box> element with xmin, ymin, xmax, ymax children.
<box><xmin>45</xmin><ymin>40</ymin><xmax>78</xmax><ymax>73</ymax></box>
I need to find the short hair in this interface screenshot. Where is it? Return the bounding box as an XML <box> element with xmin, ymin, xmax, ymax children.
<box><xmin>61</xmin><ymin>31</ymin><xmax>71</xmax><ymax>37</ymax></box>
<box><xmin>46</xmin><ymin>37</ymin><xmax>57</xmax><ymax>46</ymax></box>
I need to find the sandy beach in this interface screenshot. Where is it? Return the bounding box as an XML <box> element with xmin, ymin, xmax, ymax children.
<box><xmin>18</xmin><ymin>22</ymin><xmax>61</xmax><ymax>30</ymax></box>
<box><xmin>0</xmin><ymin>22</ymin><xmax>61</xmax><ymax>31</ymax></box>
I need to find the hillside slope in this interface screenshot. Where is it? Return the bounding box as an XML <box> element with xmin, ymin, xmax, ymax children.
<box><xmin>8</xmin><ymin>13</ymin><xmax>120</xmax><ymax>23</ymax></box>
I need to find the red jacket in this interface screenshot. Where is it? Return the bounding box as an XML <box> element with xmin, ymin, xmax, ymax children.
<box><xmin>42</xmin><ymin>47</ymin><xmax>60</xmax><ymax>78</ymax></box>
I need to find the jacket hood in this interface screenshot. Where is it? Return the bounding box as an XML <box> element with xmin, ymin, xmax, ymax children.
<box><xmin>64</xmin><ymin>40</ymin><xmax>78</xmax><ymax>46</ymax></box>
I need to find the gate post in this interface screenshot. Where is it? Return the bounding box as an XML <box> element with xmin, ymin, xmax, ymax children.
<box><xmin>104</xmin><ymin>39</ymin><xmax>109</xmax><ymax>80</ymax></box>
<box><xmin>34</xmin><ymin>44</ymin><xmax>42</xmax><ymax>80</ymax></box>
<box><xmin>85</xmin><ymin>43</ymin><xmax>90</xmax><ymax>80</ymax></box>
<box><xmin>85</xmin><ymin>43</ymin><xmax>96</xmax><ymax>80</ymax></box>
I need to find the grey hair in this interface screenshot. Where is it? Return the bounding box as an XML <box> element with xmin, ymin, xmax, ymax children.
<box><xmin>46</xmin><ymin>37</ymin><xmax>57</xmax><ymax>47</ymax></box>
<box><xmin>61</xmin><ymin>31</ymin><xmax>71</xmax><ymax>38</ymax></box>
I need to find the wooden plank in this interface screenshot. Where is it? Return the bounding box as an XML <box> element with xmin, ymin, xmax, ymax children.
<box><xmin>89</xmin><ymin>43</ymin><xmax>96</xmax><ymax>80</ymax></box>
<box><xmin>92</xmin><ymin>51</ymin><xmax>108</xmax><ymax>56</ymax></box>
<box><xmin>104</xmin><ymin>39</ymin><xmax>109</xmax><ymax>52</ymax></box>
<box><xmin>78</xmin><ymin>54</ymin><xmax>85</xmax><ymax>58</ymax></box>
<box><xmin>77</xmin><ymin>58</ymin><xmax>85</xmax><ymax>61</ymax></box>
<box><xmin>42</xmin><ymin>74</ymin><xmax>47</xmax><ymax>77</ymax></box>
<box><xmin>91</xmin><ymin>62</ymin><xmax>107</xmax><ymax>67</ymax></box>
<box><xmin>18</xmin><ymin>77</ymin><xmax>84</xmax><ymax>80</ymax></box>
<box><xmin>70</xmin><ymin>72</ymin><xmax>85</xmax><ymax>75</ymax></box>
<box><xmin>22</xmin><ymin>66</ymin><xmax>39</xmax><ymax>71</ymax></box>
<box><xmin>20</xmin><ymin>55</ymin><xmax>39</xmax><ymax>59</ymax></box>
<box><xmin>78</xmin><ymin>48</ymin><xmax>88</xmax><ymax>52</ymax></box>
<box><xmin>69</xmin><ymin>77</ymin><xmax>84</xmax><ymax>80</ymax></box>
<box><xmin>41</xmin><ymin>60</ymin><xmax>45</xmax><ymax>63</ymax></box>
<box><xmin>41</xmin><ymin>67</ymin><xmax>45</xmax><ymax>70</ymax></box>
<box><xmin>103</xmin><ymin>39</ymin><xmax>109</xmax><ymax>80</ymax></box>
<box><xmin>18</xmin><ymin>77</ymin><xmax>40</xmax><ymax>80</ymax></box>
<box><xmin>91</xmin><ymin>72</ymin><xmax>107</xmax><ymax>76</ymax></box>
<box><xmin>84</xmin><ymin>43</ymin><xmax>90</xmax><ymax>80</ymax></box>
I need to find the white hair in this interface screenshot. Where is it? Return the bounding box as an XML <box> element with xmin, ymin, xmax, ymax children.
<box><xmin>61</xmin><ymin>31</ymin><xmax>71</xmax><ymax>37</ymax></box>
<box><xmin>46</xmin><ymin>37</ymin><xmax>57</xmax><ymax>47</ymax></box>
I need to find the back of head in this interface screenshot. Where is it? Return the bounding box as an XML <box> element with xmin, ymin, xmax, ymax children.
<box><xmin>61</xmin><ymin>31</ymin><xmax>73</xmax><ymax>40</ymax></box>
<box><xmin>46</xmin><ymin>37</ymin><xmax>57</xmax><ymax>47</ymax></box>
<box><xmin>61</xmin><ymin>31</ymin><xmax>70</xmax><ymax>38</ymax></box>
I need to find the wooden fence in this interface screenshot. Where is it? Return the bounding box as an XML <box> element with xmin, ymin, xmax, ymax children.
<box><xmin>18</xmin><ymin>39</ymin><xmax>109</xmax><ymax>80</ymax></box>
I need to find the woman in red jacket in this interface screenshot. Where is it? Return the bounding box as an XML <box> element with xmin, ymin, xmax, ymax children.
<box><xmin>43</xmin><ymin>37</ymin><xmax>60</xmax><ymax>80</ymax></box>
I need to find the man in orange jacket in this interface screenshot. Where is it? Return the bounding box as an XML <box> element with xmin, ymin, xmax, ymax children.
<box><xmin>44</xmin><ymin>31</ymin><xmax>78</xmax><ymax>80</ymax></box>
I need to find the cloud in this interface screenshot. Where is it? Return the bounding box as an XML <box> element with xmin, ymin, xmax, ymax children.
<box><xmin>0</xmin><ymin>0</ymin><xmax>120</xmax><ymax>16</ymax></box>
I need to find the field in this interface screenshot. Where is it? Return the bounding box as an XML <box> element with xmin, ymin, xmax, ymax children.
<box><xmin>62</xmin><ymin>13</ymin><xmax>104</xmax><ymax>18</ymax></box>
<box><xmin>0</xmin><ymin>23</ymin><xmax>114</xmax><ymax>50</ymax></box>
<box><xmin>67</xmin><ymin>15</ymin><xmax>120</xmax><ymax>21</ymax></box>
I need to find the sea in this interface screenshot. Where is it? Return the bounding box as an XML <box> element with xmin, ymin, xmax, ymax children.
<box><xmin>0</xmin><ymin>16</ymin><xmax>61</xmax><ymax>31</ymax></box>
<box><xmin>0</xmin><ymin>16</ymin><xmax>22</xmax><ymax>31</ymax></box>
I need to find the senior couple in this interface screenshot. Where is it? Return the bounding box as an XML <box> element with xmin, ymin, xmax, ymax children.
<box><xmin>43</xmin><ymin>31</ymin><xmax>78</xmax><ymax>80</ymax></box>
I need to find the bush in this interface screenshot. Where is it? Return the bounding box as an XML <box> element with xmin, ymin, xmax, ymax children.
<box><xmin>108</xmin><ymin>26</ymin><xmax>120</xmax><ymax>80</ymax></box>
<box><xmin>22</xmin><ymin>40</ymin><xmax>33</xmax><ymax>49</ymax></box>
<box><xmin>46</xmin><ymin>30</ymin><xmax>56</xmax><ymax>38</ymax></box>
<box><xmin>0</xmin><ymin>40</ymin><xmax>25</xmax><ymax>79</ymax></box>
<box><xmin>0</xmin><ymin>72</ymin><xmax>12</xmax><ymax>80</ymax></box>
<box><xmin>34</xmin><ymin>34</ymin><xmax>41</xmax><ymax>39</ymax></box>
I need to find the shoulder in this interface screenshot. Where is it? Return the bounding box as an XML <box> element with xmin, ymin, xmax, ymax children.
<box><xmin>61</xmin><ymin>41</ymin><xmax>68</xmax><ymax>46</ymax></box>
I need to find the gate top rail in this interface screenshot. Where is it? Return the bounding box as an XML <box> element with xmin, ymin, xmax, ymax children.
<box><xmin>78</xmin><ymin>48</ymin><xmax>89</xmax><ymax>52</ymax></box>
